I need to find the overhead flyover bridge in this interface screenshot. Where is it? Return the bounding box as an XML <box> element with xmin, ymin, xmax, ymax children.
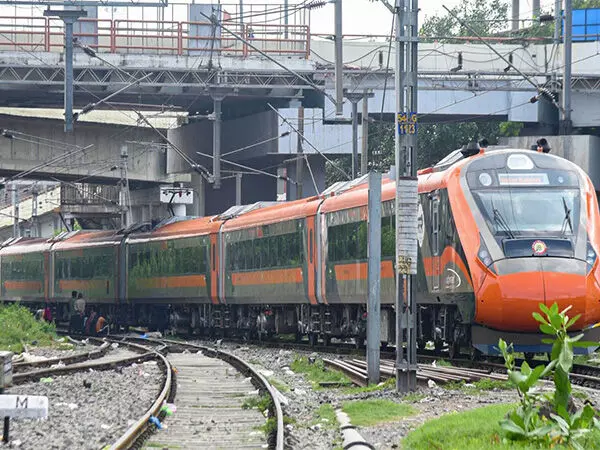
<box><xmin>0</xmin><ymin>2</ymin><xmax>600</xmax><ymax>225</ymax></box>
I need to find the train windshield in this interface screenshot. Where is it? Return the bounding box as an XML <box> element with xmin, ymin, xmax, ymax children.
<box><xmin>472</xmin><ymin>188</ymin><xmax>580</xmax><ymax>238</ymax></box>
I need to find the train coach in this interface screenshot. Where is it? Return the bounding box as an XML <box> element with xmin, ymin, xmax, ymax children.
<box><xmin>2</xmin><ymin>140</ymin><xmax>600</xmax><ymax>357</ymax></box>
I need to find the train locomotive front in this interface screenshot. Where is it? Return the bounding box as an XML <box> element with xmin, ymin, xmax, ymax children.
<box><xmin>448</xmin><ymin>146</ymin><xmax>600</xmax><ymax>355</ymax></box>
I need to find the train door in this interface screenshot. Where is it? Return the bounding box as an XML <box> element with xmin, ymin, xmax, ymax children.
<box><xmin>431</xmin><ymin>192</ymin><xmax>440</xmax><ymax>291</ymax></box>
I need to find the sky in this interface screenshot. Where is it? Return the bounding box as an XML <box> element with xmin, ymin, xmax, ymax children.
<box><xmin>307</xmin><ymin>0</ymin><xmax>560</xmax><ymax>36</ymax></box>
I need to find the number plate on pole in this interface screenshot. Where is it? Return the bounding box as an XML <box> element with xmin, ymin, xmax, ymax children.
<box><xmin>396</xmin><ymin>177</ymin><xmax>418</xmax><ymax>275</ymax></box>
<box><xmin>0</xmin><ymin>395</ymin><xmax>48</xmax><ymax>419</ymax></box>
<box><xmin>397</xmin><ymin>112</ymin><xmax>418</xmax><ymax>135</ymax></box>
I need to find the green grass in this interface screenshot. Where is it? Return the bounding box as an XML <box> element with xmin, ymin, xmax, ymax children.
<box><xmin>242</xmin><ymin>393</ymin><xmax>272</xmax><ymax>412</ymax></box>
<box><xmin>435</xmin><ymin>359</ymin><xmax>453</xmax><ymax>367</ymax></box>
<box><xmin>0</xmin><ymin>303</ymin><xmax>57</xmax><ymax>353</ymax></box>
<box><xmin>268</xmin><ymin>377</ymin><xmax>290</xmax><ymax>392</ymax></box>
<box><xmin>402</xmin><ymin>403</ymin><xmax>600</xmax><ymax>450</ymax></box>
<box><xmin>443</xmin><ymin>378</ymin><xmax>513</xmax><ymax>393</ymax></box>
<box><xmin>311</xmin><ymin>404</ymin><xmax>339</xmax><ymax>429</ymax></box>
<box><xmin>342</xmin><ymin>377</ymin><xmax>397</xmax><ymax>394</ymax></box>
<box><xmin>342</xmin><ymin>399</ymin><xmax>417</xmax><ymax>427</ymax></box>
<box><xmin>290</xmin><ymin>356</ymin><xmax>351</xmax><ymax>389</ymax></box>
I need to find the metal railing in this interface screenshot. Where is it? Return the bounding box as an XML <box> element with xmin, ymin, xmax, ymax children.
<box><xmin>0</xmin><ymin>16</ymin><xmax>310</xmax><ymax>58</ymax></box>
<box><xmin>60</xmin><ymin>183</ymin><xmax>119</xmax><ymax>206</ymax></box>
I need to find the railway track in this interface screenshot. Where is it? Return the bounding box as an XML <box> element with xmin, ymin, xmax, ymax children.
<box><xmin>177</xmin><ymin>334</ymin><xmax>600</xmax><ymax>392</ymax></box>
<box><xmin>6</xmin><ymin>337</ymin><xmax>171</xmax><ymax>450</ymax></box>
<box><xmin>108</xmin><ymin>335</ymin><xmax>285</xmax><ymax>450</ymax></box>
<box><xmin>12</xmin><ymin>340</ymin><xmax>111</xmax><ymax>374</ymax></box>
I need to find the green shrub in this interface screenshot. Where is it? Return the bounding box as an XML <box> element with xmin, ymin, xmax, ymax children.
<box><xmin>0</xmin><ymin>303</ymin><xmax>57</xmax><ymax>352</ymax></box>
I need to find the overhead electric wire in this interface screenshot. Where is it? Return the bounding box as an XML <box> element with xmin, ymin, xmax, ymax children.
<box><xmin>441</xmin><ymin>5</ymin><xmax>564</xmax><ymax>114</ymax></box>
<box><xmin>268</xmin><ymin>103</ymin><xmax>350</xmax><ymax>181</ymax></box>
<box><xmin>195</xmin><ymin>9</ymin><xmax>337</xmax><ymax>106</ymax></box>
<box><xmin>195</xmin><ymin>150</ymin><xmax>296</xmax><ymax>184</ymax></box>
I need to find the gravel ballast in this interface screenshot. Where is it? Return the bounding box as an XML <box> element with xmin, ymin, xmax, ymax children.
<box><xmin>185</xmin><ymin>339</ymin><xmax>600</xmax><ymax>449</ymax></box>
<box><xmin>2</xmin><ymin>360</ymin><xmax>163</xmax><ymax>449</ymax></box>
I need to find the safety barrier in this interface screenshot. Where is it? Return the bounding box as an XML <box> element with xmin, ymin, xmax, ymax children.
<box><xmin>0</xmin><ymin>16</ymin><xmax>310</xmax><ymax>58</ymax></box>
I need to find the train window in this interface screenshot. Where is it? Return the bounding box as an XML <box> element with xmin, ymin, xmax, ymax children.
<box><xmin>381</xmin><ymin>215</ymin><xmax>395</xmax><ymax>258</ymax></box>
<box><xmin>328</xmin><ymin>221</ymin><xmax>368</xmax><ymax>263</ymax></box>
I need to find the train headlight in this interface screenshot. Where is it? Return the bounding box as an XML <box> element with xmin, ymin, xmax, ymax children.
<box><xmin>586</xmin><ymin>241</ymin><xmax>597</xmax><ymax>273</ymax></box>
<box><xmin>477</xmin><ymin>234</ymin><xmax>495</xmax><ymax>273</ymax></box>
<box><xmin>478</xmin><ymin>172</ymin><xmax>492</xmax><ymax>187</ymax></box>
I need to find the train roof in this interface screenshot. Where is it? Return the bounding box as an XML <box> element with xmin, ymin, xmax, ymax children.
<box><xmin>221</xmin><ymin>196</ymin><xmax>322</xmax><ymax>232</ymax></box>
<box><xmin>51</xmin><ymin>230</ymin><xmax>122</xmax><ymax>250</ymax></box>
<box><xmin>126</xmin><ymin>215</ymin><xmax>221</xmax><ymax>243</ymax></box>
<box><xmin>0</xmin><ymin>237</ymin><xmax>53</xmax><ymax>255</ymax></box>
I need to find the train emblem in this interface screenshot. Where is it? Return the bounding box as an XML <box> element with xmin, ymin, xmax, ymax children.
<box><xmin>532</xmin><ymin>240</ymin><xmax>548</xmax><ymax>256</ymax></box>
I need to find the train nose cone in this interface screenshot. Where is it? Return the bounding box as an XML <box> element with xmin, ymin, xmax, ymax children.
<box><xmin>540</xmin><ymin>259</ymin><xmax>592</xmax><ymax>324</ymax></box>
<box><xmin>476</xmin><ymin>258</ymin><xmax>596</xmax><ymax>332</ymax></box>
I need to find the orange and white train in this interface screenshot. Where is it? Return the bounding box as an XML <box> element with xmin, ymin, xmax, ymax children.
<box><xmin>3</xmin><ymin>141</ymin><xmax>600</xmax><ymax>356</ymax></box>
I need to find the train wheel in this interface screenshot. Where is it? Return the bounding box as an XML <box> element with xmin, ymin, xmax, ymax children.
<box><xmin>524</xmin><ymin>352</ymin><xmax>536</xmax><ymax>363</ymax></box>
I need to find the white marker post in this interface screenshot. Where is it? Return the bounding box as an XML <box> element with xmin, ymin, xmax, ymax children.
<box><xmin>0</xmin><ymin>351</ymin><xmax>48</xmax><ymax>443</ymax></box>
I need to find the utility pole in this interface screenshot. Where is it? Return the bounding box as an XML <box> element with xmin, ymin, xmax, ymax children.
<box><xmin>553</xmin><ymin>0</ymin><xmax>561</xmax><ymax>88</ymax></box>
<box><xmin>43</xmin><ymin>9</ymin><xmax>87</xmax><ymax>133</ymax></box>
<box><xmin>296</xmin><ymin>106</ymin><xmax>304</xmax><ymax>199</ymax></box>
<box><xmin>366</xmin><ymin>171</ymin><xmax>382</xmax><ymax>384</ymax></box>
<box><xmin>361</xmin><ymin>90</ymin><xmax>370</xmax><ymax>176</ymax></box>
<box><xmin>334</xmin><ymin>0</ymin><xmax>343</xmax><ymax>115</ymax></box>
<box><xmin>211</xmin><ymin>93</ymin><xmax>226</xmax><ymax>189</ymax></box>
<box><xmin>512</xmin><ymin>0</ymin><xmax>520</xmax><ymax>32</ymax></box>
<box><xmin>284</xmin><ymin>0</ymin><xmax>289</xmax><ymax>39</ymax></box>
<box><xmin>394</xmin><ymin>0</ymin><xmax>419</xmax><ymax>393</ymax></box>
<box><xmin>532</xmin><ymin>0</ymin><xmax>540</xmax><ymax>20</ymax></box>
<box><xmin>236</xmin><ymin>172</ymin><xmax>242</xmax><ymax>205</ymax></box>
<box><xmin>11</xmin><ymin>183</ymin><xmax>18</xmax><ymax>238</ymax></box>
<box><xmin>31</xmin><ymin>186</ymin><xmax>38</xmax><ymax>238</ymax></box>
<box><xmin>561</xmin><ymin>0</ymin><xmax>573</xmax><ymax>135</ymax></box>
<box><xmin>120</xmin><ymin>145</ymin><xmax>130</xmax><ymax>228</ymax></box>
<box><xmin>347</xmin><ymin>92</ymin><xmax>375</xmax><ymax>180</ymax></box>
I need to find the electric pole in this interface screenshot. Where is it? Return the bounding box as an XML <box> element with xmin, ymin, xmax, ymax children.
<box><xmin>11</xmin><ymin>183</ymin><xmax>18</xmax><ymax>238</ymax></box>
<box><xmin>532</xmin><ymin>0</ymin><xmax>540</xmax><ymax>20</ymax></box>
<box><xmin>512</xmin><ymin>0</ymin><xmax>520</xmax><ymax>32</ymax></box>
<box><xmin>561</xmin><ymin>0</ymin><xmax>573</xmax><ymax>135</ymax></box>
<box><xmin>296</xmin><ymin>106</ymin><xmax>304</xmax><ymax>199</ymax></box>
<box><xmin>334</xmin><ymin>0</ymin><xmax>343</xmax><ymax>115</ymax></box>
<box><xmin>43</xmin><ymin>9</ymin><xmax>87</xmax><ymax>133</ymax></box>
<box><xmin>361</xmin><ymin>90</ymin><xmax>370</xmax><ymax>176</ymax></box>
<box><xmin>120</xmin><ymin>145</ymin><xmax>131</xmax><ymax>228</ymax></box>
<box><xmin>394</xmin><ymin>0</ymin><xmax>419</xmax><ymax>393</ymax></box>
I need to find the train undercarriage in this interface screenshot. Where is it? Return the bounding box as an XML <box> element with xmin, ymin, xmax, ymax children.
<box><xmin>16</xmin><ymin>300</ymin><xmax>478</xmax><ymax>358</ymax></box>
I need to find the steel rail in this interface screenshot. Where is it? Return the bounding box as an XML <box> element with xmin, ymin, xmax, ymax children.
<box><xmin>104</xmin><ymin>338</ymin><xmax>172</xmax><ymax>450</ymax></box>
<box><xmin>124</xmin><ymin>336</ymin><xmax>285</xmax><ymax>450</ymax></box>
<box><xmin>12</xmin><ymin>341</ymin><xmax>111</xmax><ymax>373</ymax></box>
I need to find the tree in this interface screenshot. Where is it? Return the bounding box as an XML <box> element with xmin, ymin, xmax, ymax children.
<box><xmin>420</xmin><ymin>0</ymin><xmax>510</xmax><ymax>39</ymax></box>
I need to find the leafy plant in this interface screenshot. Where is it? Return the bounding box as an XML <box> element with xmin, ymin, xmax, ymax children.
<box><xmin>498</xmin><ymin>303</ymin><xmax>600</xmax><ymax>449</ymax></box>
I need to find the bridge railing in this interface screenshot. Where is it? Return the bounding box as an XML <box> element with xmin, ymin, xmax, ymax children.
<box><xmin>0</xmin><ymin>16</ymin><xmax>309</xmax><ymax>58</ymax></box>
